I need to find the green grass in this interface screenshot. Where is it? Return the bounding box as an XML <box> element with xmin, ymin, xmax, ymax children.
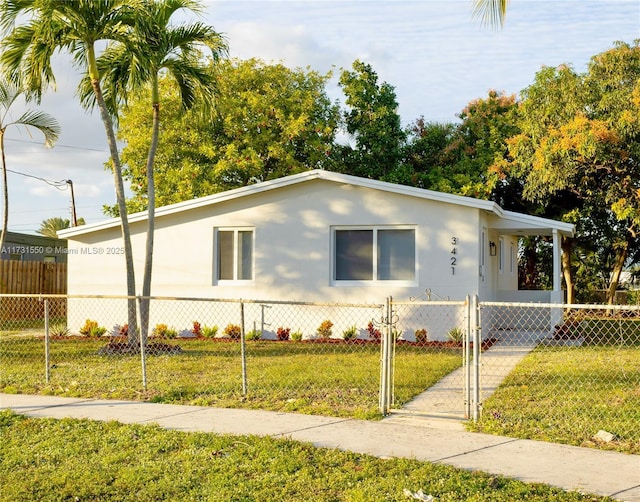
<box><xmin>0</xmin><ymin>316</ymin><xmax>66</xmax><ymax>334</ymax></box>
<box><xmin>581</xmin><ymin>318</ymin><xmax>640</xmax><ymax>345</ymax></box>
<box><xmin>0</xmin><ymin>337</ymin><xmax>461</xmax><ymax>420</ymax></box>
<box><xmin>469</xmin><ymin>345</ymin><xmax>640</xmax><ymax>454</ymax></box>
<box><xmin>4</xmin><ymin>332</ymin><xmax>639</xmax><ymax>454</ymax></box>
<box><xmin>0</xmin><ymin>410</ymin><xmax>612</xmax><ymax>502</ymax></box>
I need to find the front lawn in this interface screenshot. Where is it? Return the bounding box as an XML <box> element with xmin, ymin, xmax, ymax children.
<box><xmin>0</xmin><ymin>336</ymin><xmax>461</xmax><ymax>419</ymax></box>
<box><xmin>0</xmin><ymin>411</ymin><xmax>612</xmax><ymax>502</ymax></box>
<box><xmin>468</xmin><ymin>345</ymin><xmax>640</xmax><ymax>454</ymax></box>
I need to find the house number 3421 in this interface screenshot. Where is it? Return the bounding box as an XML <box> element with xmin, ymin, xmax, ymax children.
<box><xmin>451</xmin><ymin>237</ymin><xmax>458</xmax><ymax>275</ymax></box>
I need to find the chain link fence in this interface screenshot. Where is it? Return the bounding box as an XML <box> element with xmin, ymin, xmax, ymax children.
<box><xmin>0</xmin><ymin>294</ymin><xmax>388</xmax><ymax>419</ymax></box>
<box><xmin>1</xmin><ymin>294</ymin><xmax>638</xmax><ymax>452</ymax></box>
<box><xmin>387</xmin><ymin>298</ymin><xmax>471</xmax><ymax>417</ymax></box>
<box><xmin>473</xmin><ymin>302</ymin><xmax>640</xmax><ymax>453</ymax></box>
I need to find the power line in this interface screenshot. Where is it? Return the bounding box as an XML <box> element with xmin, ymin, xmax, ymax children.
<box><xmin>9</xmin><ymin>206</ymin><xmax>70</xmax><ymax>214</ymax></box>
<box><xmin>6</xmin><ymin>168</ymin><xmax>68</xmax><ymax>190</ymax></box>
<box><xmin>5</xmin><ymin>137</ymin><xmax>108</xmax><ymax>153</ymax></box>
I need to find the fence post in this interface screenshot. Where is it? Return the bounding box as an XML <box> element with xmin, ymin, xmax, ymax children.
<box><xmin>240</xmin><ymin>302</ymin><xmax>248</xmax><ymax>396</ymax></box>
<box><xmin>44</xmin><ymin>299</ymin><xmax>50</xmax><ymax>384</ymax></box>
<box><xmin>386</xmin><ymin>296</ymin><xmax>394</xmax><ymax>412</ymax></box>
<box><xmin>379</xmin><ymin>296</ymin><xmax>393</xmax><ymax>416</ymax></box>
<box><xmin>464</xmin><ymin>295</ymin><xmax>471</xmax><ymax>419</ymax></box>
<box><xmin>472</xmin><ymin>295</ymin><xmax>481</xmax><ymax>421</ymax></box>
<box><xmin>378</xmin><ymin>302</ymin><xmax>387</xmax><ymax>415</ymax></box>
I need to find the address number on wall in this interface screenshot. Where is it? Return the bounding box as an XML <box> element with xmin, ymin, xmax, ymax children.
<box><xmin>451</xmin><ymin>236</ymin><xmax>457</xmax><ymax>275</ymax></box>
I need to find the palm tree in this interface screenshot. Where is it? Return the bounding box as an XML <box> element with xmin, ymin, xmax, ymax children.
<box><xmin>0</xmin><ymin>79</ymin><xmax>60</xmax><ymax>258</ymax></box>
<box><xmin>91</xmin><ymin>0</ymin><xmax>227</xmax><ymax>340</ymax></box>
<box><xmin>1</xmin><ymin>0</ymin><xmax>142</xmax><ymax>341</ymax></box>
<box><xmin>473</xmin><ymin>0</ymin><xmax>510</xmax><ymax>29</ymax></box>
<box><xmin>37</xmin><ymin>216</ymin><xmax>85</xmax><ymax>238</ymax></box>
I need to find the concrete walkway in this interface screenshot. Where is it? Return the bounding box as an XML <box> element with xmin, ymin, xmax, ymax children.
<box><xmin>2</xmin><ymin>393</ymin><xmax>638</xmax><ymax>501</ymax></box>
<box><xmin>383</xmin><ymin>331</ymin><xmax>546</xmax><ymax>430</ymax></box>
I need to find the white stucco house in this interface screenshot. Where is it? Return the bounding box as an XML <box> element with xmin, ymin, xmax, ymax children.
<box><xmin>58</xmin><ymin>169</ymin><xmax>573</xmax><ymax>338</ymax></box>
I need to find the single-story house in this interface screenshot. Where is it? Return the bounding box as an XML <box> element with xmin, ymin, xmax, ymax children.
<box><xmin>1</xmin><ymin>231</ymin><xmax>67</xmax><ymax>263</ymax></box>
<box><xmin>58</xmin><ymin>170</ymin><xmax>574</xmax><ymax>338</ymax></box>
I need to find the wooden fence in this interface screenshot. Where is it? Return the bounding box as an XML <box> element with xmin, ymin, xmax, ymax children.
<box><xmin>0</xmin><ymin>260</ymin><xmax>67</xmax><ymax>321</ymax></box>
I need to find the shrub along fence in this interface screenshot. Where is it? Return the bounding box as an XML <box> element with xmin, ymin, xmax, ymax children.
<box><xmin>0</xmin><ymin>294</ymin><xmax>638</xmax><ymax>452</ymax></box>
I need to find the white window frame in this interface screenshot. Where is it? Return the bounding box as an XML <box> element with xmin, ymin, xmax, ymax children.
<box><xmin>214</xmin><ymin>227</ymin><xmax>254</xmax><ymax>284</ymax></box>
<box><xmin>331</xmin><ymin>226</ymin><xmax>418</xmax><ymax>286</ymax></box>
<box><xmin>498</xmin><ymin>236</ymin><xmax>504</xmax><ymax>274</ymax></box>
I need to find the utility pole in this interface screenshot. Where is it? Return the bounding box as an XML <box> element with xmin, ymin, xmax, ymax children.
<box><xmin>66</xmin><ymin>180</ymin><xmax>77</xmax><ymax>226</ymax></box>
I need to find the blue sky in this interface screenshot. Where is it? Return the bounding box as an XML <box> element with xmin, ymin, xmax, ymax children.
<box><xmin>3</xmin><ymin>0</ymin><xmax>639</xmax><ymax>234</ymax></box>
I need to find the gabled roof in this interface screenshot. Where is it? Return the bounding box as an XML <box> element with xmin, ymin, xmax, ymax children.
<box><xmin>58</xmin><ymin>169</ymin><xmax>574</xmax><ymax>238</ymax></box>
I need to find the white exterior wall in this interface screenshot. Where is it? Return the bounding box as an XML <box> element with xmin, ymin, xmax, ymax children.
<box><xmin>65</xmin><ymin>179</ymin><xmax>484</xmax><ymax>338</ymax></box>
<box><xmin>61</xmin><ymin>170</ymin><xmax>574</xmax><ymax>339</ymax></box>
<box><xmin>67</xmin><ymin>179</ymin><xmax>484</xmax><ymax>303</ymax></box>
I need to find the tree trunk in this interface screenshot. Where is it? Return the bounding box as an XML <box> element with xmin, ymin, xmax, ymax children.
<box><xmin>561</xmin><ymin>236</ymin><xmax>574</xmax><ymax>304</ymax></box>
<box><xmin>140</xmin><ymin>97</ymin><xmax>160</xmax><ymax>345</ymax></box>
<box><xmin>519</xmin><ymin>237</ymin><xmax>539</xmax><ymax>289</ymax></box>
<box><xmin>0</xmin><ymin>131</ymin><xmax>8</xmax><ymax>260</ymax></box>
<box><xmin>88</xmin><ymin>48</ymin><xmax>138</xmax><ymax>344</ymax></box>
<box><xmin>606</xmin><ymin>239</ymin><xmax>629</xmax><ymax>305</ymax></box>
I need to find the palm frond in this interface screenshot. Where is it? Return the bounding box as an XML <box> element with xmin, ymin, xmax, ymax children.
<box><xmin>163</xmin><ymin>55</ymin><xmax>215</xmax><ymax>110</ymax></box>
<box><xmin>472</xmin><ymin>0</ymin><xmax>510</xmax><ymax>30</ymax></box>
<box><xmin>0</xmin><ymin>79</ymin><xmax>21</xmax><ymax>120</ymax></box>
<box><xmin>13</xmin><ymin>109</ymin><xmax>61</xmax><ymax>147</ymax></box>
<box><xmin>0</xmin><ymin>0</ymin><xmax>35</xmax><ymax>35</ymax></box>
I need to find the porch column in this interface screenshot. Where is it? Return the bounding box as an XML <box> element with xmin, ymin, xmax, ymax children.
<box><xmin>550</xmin><ymin>229</ymin><xmax>563</xmax><ymax>330</ymax></box>
<box><xmin>552</xmin><ymin>228</ymin><xmax>561</xmax><ymax>295</ymax></box>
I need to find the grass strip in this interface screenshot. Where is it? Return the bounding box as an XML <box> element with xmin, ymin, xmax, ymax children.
<box><xmin>469</xmin><ymin>346</ymin><xmax>640</xmax><ymax>454</ymax></box>
<box><xmin>0</xmin><ymin>410</ymin><xmax>612</xmax><ymax>502</ymax></box>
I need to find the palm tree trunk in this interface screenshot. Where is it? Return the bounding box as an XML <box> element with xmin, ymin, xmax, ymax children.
<box><xmin>140</xmin><ymin>97</ymin><xmax>159</xmax><ymax>345</ymax></box>
<box><xmin>0</xmin><ymin>131</ymin><xmax>8</xmax><ymax>260</ymax></box>
<box><xmin>87</xmin><ymin>49</ymin><xmax>138</xmax><ymax>344</ymax></box>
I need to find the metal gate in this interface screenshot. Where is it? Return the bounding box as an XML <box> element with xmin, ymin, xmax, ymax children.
<box><xmin>382</xmin><ymin>297</ymin><xmax>639</xmax><ymax>450</ymax></box>
<box><xmin>380</xmin><ymin>296</ymin><xmax>479</xmax><ymax>420</ymax></box>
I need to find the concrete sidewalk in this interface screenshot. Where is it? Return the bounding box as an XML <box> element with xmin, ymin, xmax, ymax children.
<box><xmin>2</xmin><ymin>393</ymin><xmax>638</xmax><ymax>501</ymax></box>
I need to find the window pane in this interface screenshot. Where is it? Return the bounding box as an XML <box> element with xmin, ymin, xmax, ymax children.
<box><xmin>218</xmin><ymin>231</ymin><xmax>234</xmax><ymax>280</ymax></box>
<box><xmin>238</xmin><ymin>230</ymin><xmax>253</xmax><ymax>280</ymax></box>
<box><xmin>335</xmin><ymin>230</ymin><xmax>373</xmax><ymax>280</ymax></box>
<box><xmin>377</xmin><ymin>229</ymin><xmax>415</xmax><ymax>280</ymax></box>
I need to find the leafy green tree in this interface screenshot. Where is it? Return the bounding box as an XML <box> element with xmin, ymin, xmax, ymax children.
<box><xmin>497</xmin><ymin>41</ymin><xmax>640</xmax><ymax>304</ymax></box>
<box><xmin>37</xmin><ymin>216</ymin><xmax>85</xmax><ymax>238</ymax></box>
<box><xmin>336</xmin><ymin>60</ymin><xmax>406</xmax><ymax>181</ymax></box>
<box><xmin>1</xmin><ymin>0</ymin><xmax>140</xmax><ymax>333</ymax></box>
<box><xmin>91</xmin><ymin>0</ymin><xmax>227</xmax><ymax>341</ymax></box>
<box><xmin>111</xmin><ymin>79</ymin><xmax>219</xmax><ymax>213</ymax></box>
<box><xmin>402</xmin><ymin>118</ymin><xmax>457</xmax><ymax>190</ymax></box>
<box><xmin>455</xmin><ymin>90</ymin><xmax>518</xmax><ymax>199</ymax></box>
<box><xmin>113</xmin><ymin>58</ymin><xmax>339</xmax><ymax>211</ymax></box>
<box><xmin>0</xmin><ymin>79</ymin><xmax>60</xmax><ymax>256</ymax></box>
<box><xmin>403</xmin><ymin>91</ymin><xmax>517</xmax><ymax>199</ymax></box>
<box><xmin>210</xmin><ymin>59</ymin><xmax>339</xmax><ymax>188</ymax></box>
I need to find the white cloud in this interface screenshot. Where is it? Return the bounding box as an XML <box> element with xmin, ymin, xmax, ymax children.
<box><xmin>3</xmin><ymin>0</ymin><xmax>639</xmax><ymax>231</ymax></box>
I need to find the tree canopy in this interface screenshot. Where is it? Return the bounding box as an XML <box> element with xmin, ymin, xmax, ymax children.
<box><xmin>111</xmin><ymin>58</ymin><xmax>340</xmax><ymax>213</ymax></box>
<box><xmin>335</xmin><ymin>60</ymin><xmax>406</xmax><ymax>182</ymax></box>
<box><xmin>495</xmin><ymin>40</ymin><xmax>640</xmax><ymax>302</ymax></box>
<box><xmin>37</xmin><ymin>216</ymin><xmax>85</xmax><ymax>238</ymax></box>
